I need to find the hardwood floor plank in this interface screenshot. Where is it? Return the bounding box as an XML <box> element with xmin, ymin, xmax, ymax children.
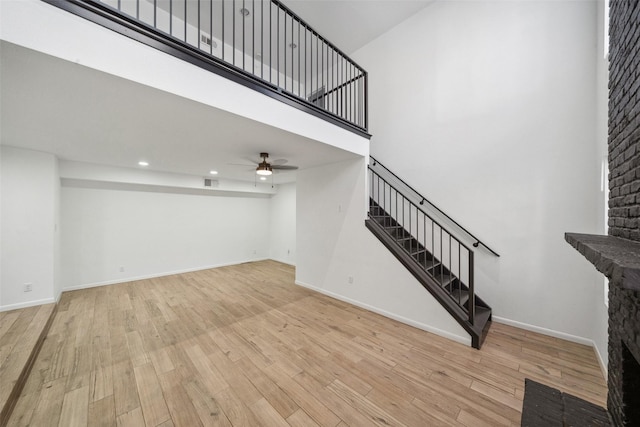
<box><xmin>58</xmin><ymin>385</ymin><xmax>89</xmax><ymax>426</ymax></box>
<box><xmin>112</xmin><ymin>360</ymin><xmax>141</xmax><ymax>416</ymax></box>
<box><xmin>234</xmin><ymin>357</ymin><xmax>299</xmax><ymax>419</ymax></box>
<box><xmin>262</xmin><ymin>362</ymin><xmax>341</xmax><ymax>427</ymax></box>
<box><xmin>327</xmin><ymin>379</ymin><xmax>404</xmax><ymax>427</ymax></box>
<box><xmin>249</xmin><ymin>397</ymin><xmax>290</xmax><ymax>427</ymax></box>
<box><xmin>213</xmin><ymin>387</ymin><xmax>262</xmax><ymax>427</ymax></box>
<box><xmin>286</xmin><ymin>408</ymin><xmax>321</xmax><ymax>427</ymax></box>
<box><xmin>88</xmin><ymin>395</ymin><xmax>116</xmax><ymax>427</ymax></box>
<box><xmin>27</xmin><ymin>377</ymin><xmax>67</xmax><ymax>427</ymax></box>
<box><xmin>6</xmin><ymin>261</ymin><xmax>608</xmax><ymax>427</ymax></box>
<box><xmin>134</xmin><ymin>362</ymin><xmax>171</xmax><ymax>426</ymax></box>
<box><xmin>116</xmin><ymin>407</ymin><xmax>145</xmax><ymax>427</ymax></box>
<box><xmin>183</xmin><ymin>378</ymin><xmax>232</xmax><ymax>427</ymax></box>
<box><xmin>161</xmin><ymin>383</ymin><xmax>203</xmax><ymax>427</ymax></box>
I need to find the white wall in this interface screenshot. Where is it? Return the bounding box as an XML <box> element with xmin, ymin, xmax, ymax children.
<box><xmin>589</xmin><ymin>0</ymin><xmax>611</xmax><ymax>373</ymax></box>
<box><xmin>61</xmin><ymin>178</ymin><xmax>271</xmax><ymax>290</ymax></box>
<box><xmin>296</xmin><ymin>158</ymin><xmax>470</xmax><ymax>345</ymax></box>
<box><xmin>0</xmin><ymin>146</ymin><xmax>59</xmax><ymax>310</ymax></box>
<box><xmin>352</xmin><ymin>0</ymin><xmax>604</xmax><ymax>344</ymax></box>
<box><xmin>269</xmin><ymin>182</ymin><xmax>296</xmax><ymax>265</ymax></box>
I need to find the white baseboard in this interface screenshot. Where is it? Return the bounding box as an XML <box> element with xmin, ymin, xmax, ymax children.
<box><xmin>62</xmin><ymin>258</ymin><xmax>269</xmax><ymax>291</ymax></box>
<box><xmin>492</xmin><ymin>316</ymin><xmax>593</xmax><ymax>346</ymax></box>
<box><xmin>493</xmin><ymin>316</ymin><xmax>609</xmax><ymax>377</ymax></box>
<box><xmin>0</xmin><ymin>297</ymin><xmax>57</xmax><ymax>312</ymax></box>
<box><xmin>295</xmin><ymin>280</ymin><xmax>471</xmax><ymax>346</ymax></box>
<box><xmin>269</xmin><ymin>257</ymin><xmax>296</xmax><ymax>267</ymax></box>
<box><xmin>592</xmin><ymin>340</ymin><xmax>608</xmax><ymax>378</ymax></box>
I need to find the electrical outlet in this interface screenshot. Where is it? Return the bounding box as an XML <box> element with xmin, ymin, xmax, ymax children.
<box><xmin>23</xmin><ymin>283</ymin><xmax>32</xmax><ymax>292</ymax></box>
<box><xmin>348</xmin><ymin>276</ymin><xmax>354</xmax><ymax>284</ymax></box>
<box><xmin>119</xmin><ymin>266</ymin><xmax>125</xmax><ymax>272</ymax></box>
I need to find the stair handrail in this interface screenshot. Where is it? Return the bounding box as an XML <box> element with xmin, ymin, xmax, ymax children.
<box><xmin>369</xmin><ymin>156</ymin><xmax>500</xmax><ymax>257</ymax></box>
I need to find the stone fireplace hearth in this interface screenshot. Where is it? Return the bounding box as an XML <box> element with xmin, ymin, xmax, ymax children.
<box><xmin>565</xmin><ymin>233</ymin><xmax>640</xmax><ymax>426</ymax></box>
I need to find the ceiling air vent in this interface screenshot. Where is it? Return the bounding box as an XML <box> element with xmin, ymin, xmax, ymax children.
<box><xmin>204</xmin><ymin>178</ymin><xmax>219</xmax><ymax>188</ymax></box>
<box><xmin>200</xmin><ymin>34</ymin><xmax>217</xmax><ymax>48</ymax></box>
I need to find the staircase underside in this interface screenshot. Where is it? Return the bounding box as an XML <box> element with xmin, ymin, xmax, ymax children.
<box><xmin>365</xmin><ymin>211</ymin><xmax>491</xmax><ymax>349</ymax></box>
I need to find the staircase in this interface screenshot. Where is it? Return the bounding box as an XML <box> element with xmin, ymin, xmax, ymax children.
<box><xmin>366</xmin><ymin>161</ymin><xmax>494</xmax><ymax>348</ymax></box>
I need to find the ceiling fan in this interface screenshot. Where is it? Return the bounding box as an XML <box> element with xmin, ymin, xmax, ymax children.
<box><xmin>230</xmin><ymin>152</ymin><xmax>299</xmax><ymax>176</ymax></box>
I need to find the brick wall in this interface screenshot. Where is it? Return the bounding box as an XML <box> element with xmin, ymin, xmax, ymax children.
<box><xmin>608</xmin><ymin>2</ymin><xmax>640</xmax><ymax>426</ymax></box>
<box><xmin>608</xmin><ymin>0</ymin><xmax>640</xmax><ymax>241</ymax></box>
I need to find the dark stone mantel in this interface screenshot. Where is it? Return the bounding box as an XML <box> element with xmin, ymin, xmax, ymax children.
<box><xmin>565</xmin><ymin>233</ymin><xmax>640</xmax><ymax>292</ymax></box>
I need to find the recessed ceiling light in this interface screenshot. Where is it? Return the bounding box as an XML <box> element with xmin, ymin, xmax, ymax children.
<box><xmin>289</xmin><ymin>43</ymin><xmax>297</xmax><ymax>49</ymax></box>
<box><xmin>209</xmin><ymin>170</ymin><xmax>218</xmax><ymax>175</ymax></box>
<box><xmin>239</xmin><ymin>7</ymin><xmax>250</xmax><ymax>16</ymax></box>
<box><xmin>138</xmin><ymin>161</ymin><xmax>149</xmax><ymax>166</ymax></box>
<box><xmin>259</xmin><ymin>176</ymin><xmax>267</xmax><ymax>181</ymax></box>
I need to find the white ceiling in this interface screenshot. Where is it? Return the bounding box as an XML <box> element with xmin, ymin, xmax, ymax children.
<box><xmin>284</xmin><ymin>0</ymin><xmax>433</xmax><ymax>54</ymax></box>
<box><xmin>0</xmin><ymin>41</ymin><xmax>358</xmax><ymax>184</ymax></box>
<box><xmin>1</xmin><ymin>1</ymin><xmax>432</xmax><ymax>183</ymax></box>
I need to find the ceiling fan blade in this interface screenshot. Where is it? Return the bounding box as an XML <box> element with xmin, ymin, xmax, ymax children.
<box><xmin>272</xmin><ymin>158</ymin><xmax>288</xmax><ymax>165</ymax></box>
<box><xmin>272</xmin><ymin>165</ymin><xmax>298</xmax><ymax>170</ymax></box>
<box><xmin>227</xmin><ymin>162</ymin><xmax>256</xmax><ymax>167</ymax></box>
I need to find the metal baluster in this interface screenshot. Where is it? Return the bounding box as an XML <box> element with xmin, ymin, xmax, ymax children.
<box><xmin>376</xmin><ymin>174</ymin><xmax>379</xmax><ymax>213</ymax></box>
<box><xmin>169</xmin><ymin>0</ymin><xmax>172</xmax><ymax>36</ymax></box>
<box><xmin>394</xmin><ymin>190</ymin><xmax>398</xmax><ymax>241</ymax></box>
<box><xmin>342</xmin><ymin>57</ymin><xmax>345</xmax><ymax>119</ymax></box>
<box><xmin>449</xmin><ymin>234</ymin><xmax>452</xmax><ymax>295</ymax></box>
<box><xmin>423</xmin><ymin>213</ymin><xmax>427</xmax><ymax>269</ymax></box>
<box><xmin>469</xmin><ymin>251</ymin><xmax>475</xmax><ymax>324</ymax></box>
<box><xmin>198</xmin><ymin>0</ymin><xmax>201</xmax><ymax>50</ymax></box>
<box><xmin>310</xmin><ymin>33</ymin><xmax>313</xmax><ymax>100</ymax></box>
<box><xmin>316</xmin><ymin>34</ymin><xmax>319</xmax><ymax>105</ymax></box>
<box><xmin>210</xmin><ymin>0</ymin><xmax>213</xmax><ymax>55</ymax></box>
<box><xmin>331</xmin><ymin>51</ymin><xmax>340</xmax><ymax>114</ymax></box>
<box><xmin>440</xmin><ymin>226</ymin><xmax>443</xmax><ymax>288</ymax></box>
<box><xmin>352</xmin><ymin>64</ymin><xmax>355</xmax><ymax>123</ymax></box>
<box><xmin>269</xmin><ymin>1</ymin><xmax>272</xmax><ymax>83</ymax></box>
<box><xmin>221</xmin><ymin>0</ymin><xmax>224</xmax><ymax>60</ymax></box>
<box><xmin>242</xmin><ymin>0</ymin><xmax>245</xmax><ymax>70</ymax></box>
<box><xmin>154</xmin><ymin>0</ymin><xmax>157</xmax><ymax>28</ymax></box>
<box><xmin>283</xmin><ymin>12</ymin><xmax>286</xmax><ymax>91</ymax></box>
<box><xmin>260</xmin><ymin>0</ymin><xmax>263</xmax><ymax>78</ymax></box>
<box><xmin>291</xmin><ymin>14</ymin><xmax>294</xmax><ymax>94</ymax></box>
<box><xmin>321</xmin><ymin>42</ymin><xmax>324</xmax><ymax>109</ymax></box>
<box><xmin>277</xmin><ymin>6</ymin><xmax>280</xmax><ymax>87</ymax></box>
<box><xmin>184</xmin><ymin>0</ymin><xmax>187</xmax><ymax>43</ymax></box>
<box><xmin>458</xmin><ymin>241</ymin><xmax>462</xmax><ymax>307</ymax></box>
<box><xmin>297</xmin><ymin>21</ymin><xmax>300</xmax><ymax>97</ymax></box>
<box><xmin>252</xmin><ymin>0</ymin><xmax>255</xmax><ymax>73</ymax></box>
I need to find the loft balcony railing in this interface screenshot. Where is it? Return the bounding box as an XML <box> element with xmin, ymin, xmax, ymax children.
<box><xmin>44</xmin><ymin>0</ymin><xmax>369</xmax><ymax>136</ymax></box>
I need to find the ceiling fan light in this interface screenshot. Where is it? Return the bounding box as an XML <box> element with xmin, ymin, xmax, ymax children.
<box><xmin>256</xmin><ymin>163</ymin><xmax>272</xmax><ymax>176</ymax></box>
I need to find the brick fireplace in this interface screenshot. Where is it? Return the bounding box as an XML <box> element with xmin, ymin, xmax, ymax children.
<box><xmin>564</xmin><ymin>1</ymin><xmax>640</xmax><ymax>426</ymax></box>
<box><xmin>565</xmin><ymin>234</ymin><xmax>640</xmax><ymax>426</ymax></box>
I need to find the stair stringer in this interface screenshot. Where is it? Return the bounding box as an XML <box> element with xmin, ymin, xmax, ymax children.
<box><xmin>365</xmin><ymin>218</ymin><xmax>491</xmax><ymax>349</ymax></box>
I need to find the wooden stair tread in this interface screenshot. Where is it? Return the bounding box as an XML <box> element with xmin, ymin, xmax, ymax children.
<box><xmin>366</xmin><ymin>200</ymin><xmax>493</xmax><ymax>349</ymax></box>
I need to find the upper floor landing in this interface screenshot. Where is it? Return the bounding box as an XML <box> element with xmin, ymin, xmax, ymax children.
<box><xmin>0</xmin><ymin>0</ymin><xmax>370</xmax><ymax>165</ymax></box>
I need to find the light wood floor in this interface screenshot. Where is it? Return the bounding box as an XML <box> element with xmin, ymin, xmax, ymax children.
<box><xmin>7</xmin><ymin>260</ymin><xmax>607</xmax><ymax>426</ymax></box>
<box><xmin>0</xmin><ymin>303</ymin><xmax>56</xmax><ymax>420</ymax></box>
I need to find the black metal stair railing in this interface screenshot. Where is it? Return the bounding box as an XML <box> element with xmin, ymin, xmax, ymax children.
<box><xmin>368</xmin><ymin>166</ymin><xmax>477</xmax><ymax>325</ymax></box>
<box><xmin>370</xmin><ymin>156</ymin><xmax>499</xmax><ymax>256</ymax></box>
<box><xmin>44</xmin><ymin>0</ymin><xmax>368</xmax><ymax>135</ymax></box>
